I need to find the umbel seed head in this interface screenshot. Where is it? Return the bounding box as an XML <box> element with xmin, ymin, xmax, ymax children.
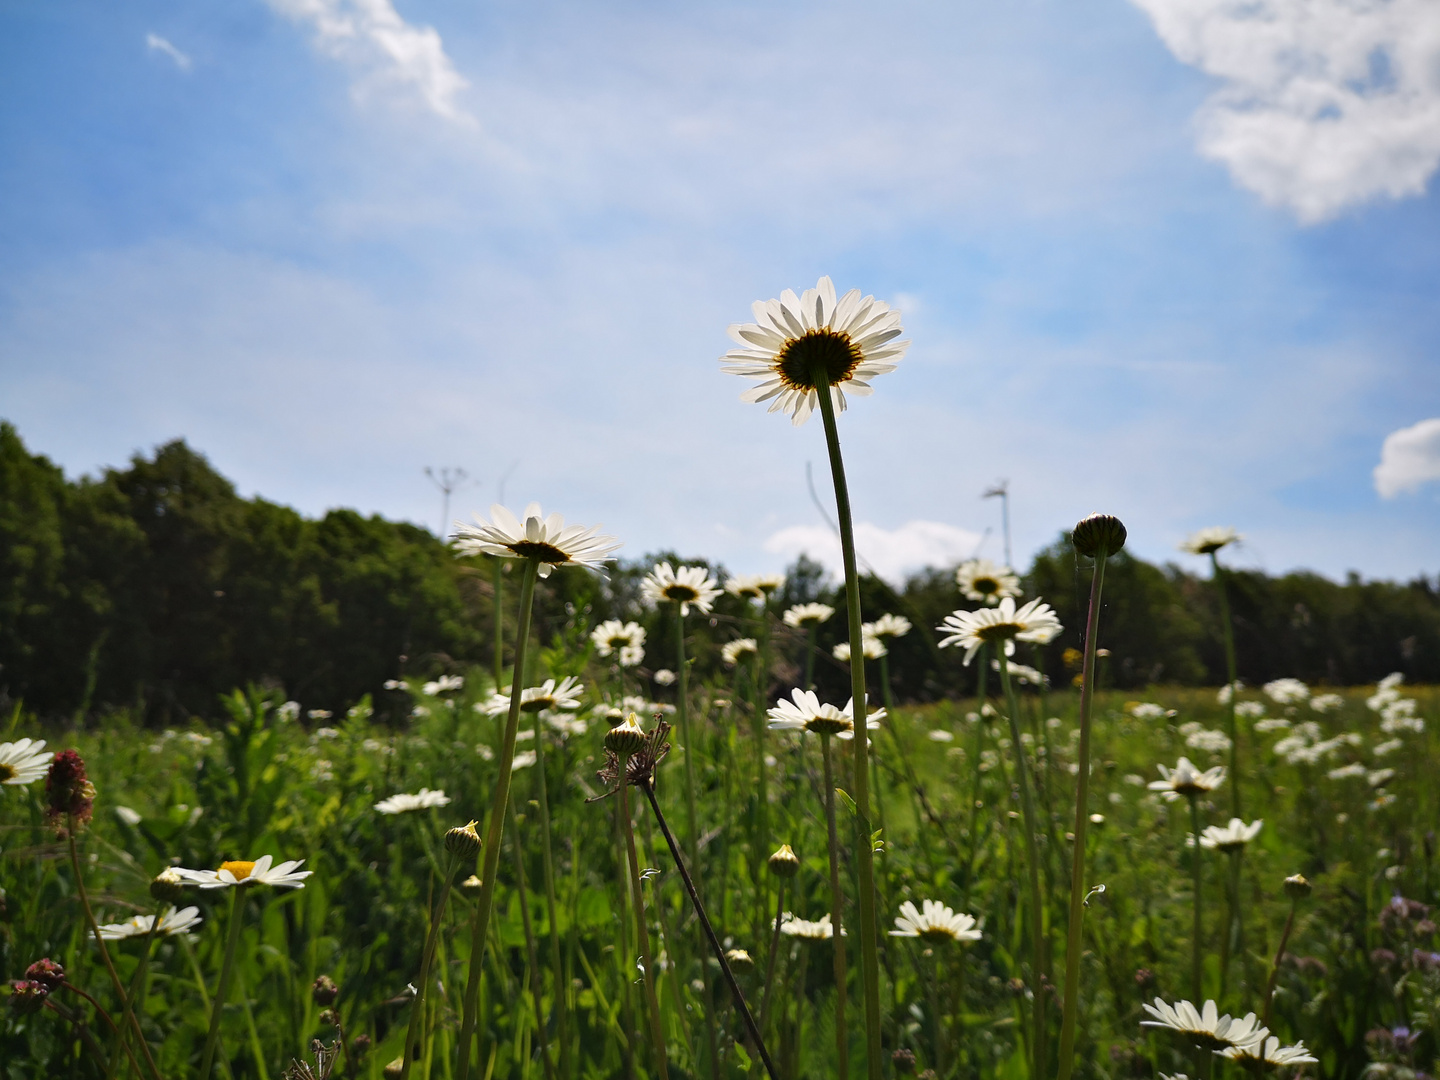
<box><xmin>150</xmin><ymin>867</ymin><xmax>185</xmax><ymax>905</ymax></box>
<box><xmin>768</xmin><ymin>844</ymin><xmax>801</xmax><ymax>878</ymax></box>
<box><xmin>1284</xmin><ymin>873</ymin><xmax>1313</xmax><ymax>900</ymax></box>
<box><xmin>604</xmin><ymin>714</ymin><xmax>648</xmax><ymax>758</ymax></box>
<box><xmin>444</xmin><ymin>821</ymin><xmax>483</xmax><ymax>860</ymax></box>
<box><xmin>1072</xmin><ymin>513</ymin><xmax>1127</xmax><ymax>559</ymax></box>
<box><xmin>312</xmin><ymin>975</ymin><xmax>339</xmax><ymax>1006</ymax></box>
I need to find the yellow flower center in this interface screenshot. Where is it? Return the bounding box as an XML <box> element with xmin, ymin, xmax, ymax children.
<box><xmin>977</xmin><ymin>621</ymin><xmax>1023</xmax><ymax>643</ymax></box>
<box><xmin>974</xmin><ymin>577</ymin><xmax>999</xmax><ymax>595</ymax></box>
<box><xmin>775</xmin><ymin>328</ymin><xmax>864</xmax><ymax>391</ymax></box>
<box><xmin>220</xmin><ymin>860</ymin><xmax>256</xmax><ymax>881</ymax></box>
<box><xmin>663</xmin><ymin>584</ymin><xmax>699</xmax><ymax>603</ymax></box>
<box><xmin>0</xmin><ymin>763</ymin><xmax>15</xmax><ymax>782</ymax></box>
<box><xmin>506</xmin><ymin>540</ymin><xmax>570</xmax><ymax>563</ymax></box>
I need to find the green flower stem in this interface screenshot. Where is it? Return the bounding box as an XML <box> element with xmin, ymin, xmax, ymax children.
<box><xmin>812</xmin><ymin>368</ymin><xmax>883</xmax><ymax>1080</ymax></box>
<box><xmin>1261</xmin><ymin>897</ymin><xmax>1298</xmax><ymax>1031</ymax></box>
<box><xmin>756</xmin><ymin>611</ymin><xmax>773</xmax><ymax>862</ymax></box>
<box><xmin>66</xmin><ymin>825</ymin><xmax>163</xmax><ymax>1080</ymax></box>
<box><xmin>758</xmin><ymin>876</ymin><xmax>788</xmax><ymax>1038</ymax></box>
<box><xmin>457</xmin><ymin>555</ymin><xmax>541</xmax><ymax>1080</ymax></box>
<box><xmin>803</xmin><ymin>625</ymin><xmax>818</xmax><ymax>691</ymax></box>
<box><xmin>1189</xmin><ymin>795</ymin><xmax>1205</xmax><ymax>1004</ymax></box>
<box><xmin>673</xmin><ymin>605</ymin><xmax>701</xmax><ymax>872</ymax></box>
<box><xmin>199</xmin><ymin>885</ymin><xmax>246</xmax><ymax>1080</ymax></box>
<box><xmin>1056</xmin><ymin>544</ymin><xmax>1111</xmax><ymax>1080</ymax></box>
<box><xmin>613</xmin><ymin>795</ymin><xmax>638</xmax><ymax>1080</ymax></box>
<box><xmin>397</xmin><ymin>852</ymin><xmax>457</xmax><ymax>1080</ymax></box>
<box><xmin>819</xmin><ymin>734</ymin><xmax>850</xmax><ymax>1080</ymax></box>
<box><xmin>641</xmin><ymin>780</ymin><xmax>779</xmax><ymax>1080</ymax></box>
<box><xmin>878</xmin><ymin>653</ymin><xmax>935</xmax><ymax>874</ymax></box>
<box><xmin>492</xmin><ymin>556</ymin><xmax>505</xmax><ymax>692</ymax></box>
<box><xmin>998</xmin><ymin>652</ymin><xmax>1047</xmax><ymax>1080</ymax></box>
<box><xmin>1210</xmin><ymin>551</ymin><xmax>1241</xmax><ymax>819</ymax></box>
<box><xmin>1219</xmin><ymin>848</ymin><xmax>1242</xmax><ymax>1002</ymax></box>
<box><xmin>618</xmin><ymin>758</ymin><xmax>670</xmax><ymax>1080</ymax></box>
<box><xmin>749</xmin><ymin>654</ymin><xmax>771</xmax><ymax>935</ymax></box>
<box><xmin>60</xmin><ymin>981</ymin><xmax>146</xmax><ymax>1080</ymax></box>
<box><xmin>506</xmin><ymin>806</ymin><xmax>556</xmax><ymax>1080</ymax></box>
<box><xmin>531</xmin><ymin>707</ymin><xmax>572</xmax><ymax>1080</ymax></box>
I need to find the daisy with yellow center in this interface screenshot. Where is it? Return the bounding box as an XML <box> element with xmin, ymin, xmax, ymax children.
<box><xmin>641</xmin><ymin>561</ymin><xmax>721</xmax><ymax>617</ymax></box>
<box><xmin>889</xmin><ymin>900</ymin><xmax>981</xmax><ymax>944</ymax></box>
<box><xmin>452</xmin><ymin>503</ymin><xmax>621</xmax><ymax>578</ymax></box>
<box><xmin>0</xmin><ymin>738</ymin><xmax>50</xmax><ymax>788</ymax></box>
<box><xmin>720</xmin><ymin>276</ymin><xmax>909</xmax><ymax>426</ymax></box>
<box><xmin>175</xmin><ymin>854</ymin><xmax>312</xmax><ymax>889</ymax></box>
<box><xmin>936</xmin><ymin>597</ymin><xmax>1063</xmax><ymax>666</ymax></box>
<box><xmin>955</xmin><ymin>558</ymin><xmax>1021</xmax><ymax>606</ymax></box>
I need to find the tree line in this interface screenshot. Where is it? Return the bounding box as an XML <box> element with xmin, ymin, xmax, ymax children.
<box><xmin>2</xmin><ymin>422</ymin><xmax>1435</xmax><ymax>724</ymax></box>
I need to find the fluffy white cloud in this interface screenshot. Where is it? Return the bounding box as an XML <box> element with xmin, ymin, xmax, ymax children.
<box><xmin>145</xmin><ymin>33</ymin><xmax>191</xmax><ymax>71</ymax></box>
<box><xmin>1131</xmin><ymin>0</ymin><xmax>1440</xmax><ymax>222</ymax></box>
<box><xmin>764</xmin><ymin>520</ymin><xmax>983</xmax><ymax>585</ymax></box>
<box><xmin>267</xmin><ymin>0</ymin><xmax>471</xmax><ymax>123</ymax></box>
<box><xmin>1374</xmin><ymin>418</ymin><xmax>1440</xmax><ymax>498</ymax></box>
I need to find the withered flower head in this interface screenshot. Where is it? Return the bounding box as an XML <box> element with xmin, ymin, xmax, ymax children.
<box><xmin>312</xmin><ymin>975</ymin><xmax>339</xmax><ymax>1006</ymax></box>
<box><xmin>590</xmin><ymin>719</ymin><xmax>672</xmax><ymax>800</ymax></box>
<box><xmin>25</xmin><ymin>958</ymin><xmax>66</xmax><ymax>992</ymax></box>
<box><xmin>8</xmin><ymin>980</ymin><xmax>49</xmax><ymax>1015</ymax></box>
<box><xmin>46</xmin><ymin>749</ymin><xmax>95</xmax><ymax>828</ymax></box>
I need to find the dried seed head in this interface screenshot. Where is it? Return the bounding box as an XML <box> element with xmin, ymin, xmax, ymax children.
<box><xmin>150</xmin><ymin>867</ymin><xmax>186</xmax><ymax>905</ymax></box>
<box><xmin>604</xmin><ymin>714</ymin><xmax>648</xmax><ymax>758</ymax></box>
<box><xmin>45</xmin><ymin>749</ymin><xmax>95</xmax><ymax>828</ymax></box>
<box><xmin>1072</xmin><ymin>513</ymin><xmax>1127</xmax><ymax>559</ymax></box>
<box><xmin>319</xmin><ymin>1008</ymin><xmax>339</xmax><ymax>1027</ymax></box>
<box><xmin>352</xmin><ymin>1034</ymin><xmax>372</xmax><ymax>1057</ymax></box>
<box><xmin>8</xmin><ymin>980</ymin><xmax>48</xmax><ymax>1015</ymax></box>
<box><xmin>1284</xmin><ymin>873</ymin><xmax>1313</xmax><ymax>900</ymax></box>
<box><xmin>892</xmin><ymin>1048</ymin><xmax>917</xmax><ymax>1075</ymax></box>
<box><xmin>24</xmin><ymin>958</ymin><xmax>66</xmax><ymax>993</ymax></box>
<box><xmin>768</xmin><ymin>844</ymin><xmax>801</xmax><ymax>878</ymax></box>
<box><xmin>460</xmin><ymin>874</ymin><xmax>483</xmax><ymax>896</ymax></box>
<box><xmin>312</xmin><ymin>975</ymin><xmax>339</xmax><ymax>1006</ymax></box>
<box><xmin>444</xmin><ymin>821</ymin><xmax>482</xmax><ymax>860</ymax></box>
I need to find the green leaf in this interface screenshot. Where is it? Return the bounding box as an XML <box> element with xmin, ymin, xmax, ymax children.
<box><xmin>835</xmin><ymin>787</ymin><xmax>857</xmax><ymax>817</ymax></box>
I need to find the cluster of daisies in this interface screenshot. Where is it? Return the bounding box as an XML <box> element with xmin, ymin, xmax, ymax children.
<box><xmin>1142</xmin><ymin>996</ymin><xmax>1317</xmax><ymax>1068</ymax></box>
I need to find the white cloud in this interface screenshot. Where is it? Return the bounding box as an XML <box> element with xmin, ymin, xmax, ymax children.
<box><xmin>267</xmin><ymin>0</ymin><xmax>472</xmax><ymax>123</ymax></box>
<box><xmin>145</xmin><ymin>33</ymin><xmax>192</xmax><ymax>71</ymax></box>
<box><xmin>764</xmin><ymin>520</ymin><xmax>984</xmax><ymax>585</ymax></box>
<box><xmin>1130</xmin><ymin>0</ymin><xmax>1440</xmax><ymax>222</ymax></box>
<box><xmin>1374</xmin><ymin>418</ymin><xmax>1440</xmax><ymax>497</ymax></box>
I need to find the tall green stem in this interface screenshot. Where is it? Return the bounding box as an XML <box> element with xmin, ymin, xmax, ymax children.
<box><xmin>200</xmin><ymin>886</ymin><xmax>246</xmax><ymax>1080</ymax></box>
<box><xmin>1190</xmin><ymin>795</ymin><xmax>1204</xmax><ymax>1004</ymax></box>
<box><xmin>813</xmin><ymin>370</ymin><xmax>882</xmax><ymax>1080</ymax></box>
<box><xmin>1056</xmin><ymin>545</ymin><xmax>1109</xmax><ymax>1080</ymax></box>
<box><xmin>619</xmin><ymin>762</ymin><xmax>670</xmax><ymax>1079</ymax></box>
<box><xmin>673</xmin><ymin>606</ymin><xmax>701</xmax><ymax>872</ymax></box>
<box><xmin>803</xmin><ymin>625</ymin><xmax>818</xmax><ymax>691</ymax></box>
<box><xmin>457</xmin><ymin>556</ymin><xmax>541</xmax><ymax>1080</ymax></box>
<box><xmin>532</xmin><ymin>708</ymin><xmax>572</xmax><ymax>1080</ymax></box>
<box><xmin>400</xmin><ymin>852</ymin><xmax>459</xmax><ymax>1080</ymax></box>
<box><xmin>1262</xmin><ymin>898</ymin><xmax>1297</xmax><ymax>1031</ymax></box>
<box><xmin>492</xmin><ymin>557</ymin><xmax>505</xmax><ymax>692</ymax></box>
<box><xmin>999</xmin><ymin>653</ymin><xmax>1046</xmax><ymax>1080</ymax></box>
<box><xmin>1211</xmin><ymin>551</ymin><xmax>1240</xmax><ymax>820</ymax></box>
<box><xmin>820</xmin><ymin>735</ymin><xmax>850</xmax><ymax>1080</ymax></box>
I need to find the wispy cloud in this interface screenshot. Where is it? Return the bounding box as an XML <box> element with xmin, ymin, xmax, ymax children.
<box><xmin>1130</xmin><ymin>0</ymin><xmax>1440</xmax><ymax>222</ymax></box>
<box><xmin>267</xmin><ymin>0</ymin><xmax>472</xmax><ymax>123</ymax></box>
<box><xmin>1375</xmin><ymin>418</ymin><xmax>1440</xmax><ymax>498</ymax></box>
<box><xmin>145</xmin><ymin>32</ymin><xmax>191</xmax><ymax>71</ymax></box>
<box><xmin>765</xmin><ymin>521</ymin><xmax>985</xmax><ymax>585</ymax></box>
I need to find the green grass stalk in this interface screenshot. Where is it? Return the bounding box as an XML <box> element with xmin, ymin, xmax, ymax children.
<box><xmin>530</xmin><ymin>706</ymin><xmax>572</xmax><ymax>1080</ymax></box>
<box><xmin>199</xmin><ymin>885</ymin><xmax>246</xmax><ymax>1080</ymax></box>
<box><xmin>812</xmin><ymin>367</ymin><xmax>883</xmax><ymax>1080</ymax></box>
<box><xmin>820</xmin><ymin>733</ymin><xmax>850</xmax><ymax>1080</ymax></box>
<box><xmin>1056</xmin><ymin>542</ymin><xmax>1111</xmax><ymax>1080</ymax></box>
<box><xmin>618</xmin><ymin>755</ymin><xmax>670</xmax><ymax>1080</ymax></box>
<box><xmin>998</xmin><ymin>653</ymin><xmax>1047</xmax><ymax>1080</ymax></box>
<box><xmin>399</xmin><ymin>848</ymin><xmax>459</xmax><ymax>1080</ymax></box>
<box><xmin>1189</xmin><ymin>795</ymin><xmax>1204</xmax><ymax>1004</ymax></box>
<box><xmin>1211</xmin><ymin>550</ymin><xmax>1241</xmax><ymax>820</ymax></box>
<box><xmin>457</xmin><ymin>555</ymin><xmax>541</xmax><ymax>1080</ymax></box>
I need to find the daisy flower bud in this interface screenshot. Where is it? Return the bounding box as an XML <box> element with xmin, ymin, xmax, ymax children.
<box><xmin>150</xmin><ymin>867</ymin><xmax>186</xmax><ymax>905</ymax></box>
<box><xmin>725</xmin><ymin>948</ymin><xmax>754</xmax><ymax>971</ymax></box>
<box><xmin>1284</xmin><ymin>874</ymin><xmax>1312</xmax><ymax>900</ymax></box>
<box><xmin>604</xmin><ymin>714</ymin><xmax>648</xmax><ymax>758</ymax></box>
<box><xmin>1072</xmin><ymin>513</ymin><xmax>1127</xmax><ymax>559</ymax></box>
<box><xmin>460</xmin><ymin>874</ymin><xmax>482</xmax><ymax>896</ymax></box>
<box><xmin>768</xmin><ymin>844</ymin><xmax>801</xmax><ymax>878</ymax></box>
<box><xmin>444</xmin><ymin>821</ymin><xmax>483</xmax><ymax>860</ymax></box>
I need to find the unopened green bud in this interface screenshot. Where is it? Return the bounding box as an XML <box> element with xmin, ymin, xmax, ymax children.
<box><xmin>604</xmin><ymin>714</ymin><xmax>647</xmax><ymax>758</ymax></box>
<box><xmin>1284</xmin><ymin>874</ymin><xmax>1312</xmax><ymax>900</ymax></box>
<box><xmin>768</xmin><ymin>844</ymin><xmax>800</xmax><ymax>878</ymax></box>
<box><xmin>150</xmin><ymin>867</ymin><xmax>186</xmax><ymax>905</ymax></box>
<box><xmin>444</xmin><ymin>820</ymin><xmax>482</xmax><ymax>860</ymax></box>
<box><xmin>725</xmin><ymin>948</ymin><xmax>754</xmax><ymax>971</ymax></box>
<box><xmin>460</xmin><ymin>874</ymin><xmax>482</xmax><ymax>896</ymax></box>
<box><xmin>1072</xmin><ymin>513</ymin><xmax>1127</xmax><ymax>558</ymax></box>
<box><xmin>383</xmin><ymin>1058</ymin><xmax>404</xmax><ymax>1079</ymax></box>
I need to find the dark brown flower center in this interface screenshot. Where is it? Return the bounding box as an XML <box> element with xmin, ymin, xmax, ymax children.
<box><xmin>507</xmin><ymin>540</ymin><xmax>570</xmax><ymax>563</ymax></box>
<box><xmin>803</xmin><ymin>715</ymin><xmax>853</xmax><ymax>737</ymax></box>
<box><xmin>0</xmin><ymin>763</ymin><xmax>15</xmax><ymax>782</ymax></box>
<box><xmin>974</xmin><ymin>577</ymin><xmax>999</xmax><ymax>595</ymax></box>
<box><xmin>520</xmin><ymin>696</ymin><xmax>554</xmax><ymax>714</ymax></box>
<box><xmin>663</xmin><ymin>584</ymin><xmax>699</xmax><ymax>603</ymax></box>
<box><xmin>977</xmin><ymin>622</ymin><xmax>1022</xmax><ymax>642</ymax></box>
<box><xmin>775</xmin><ymin>329</ymin><xmax>864</xmax><ymax>391</ymax></box>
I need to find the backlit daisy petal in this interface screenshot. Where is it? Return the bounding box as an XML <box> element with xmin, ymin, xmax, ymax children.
<box><xmin>453</xmin><ymin>504</ymin><xmax>620</xmax><ymax>577</ymax></box>
<box><xmin>719</xmin><ymin>276</ymin><xmax>909</xmax><ymax>425</ymax></box>
<box><xmin>936</xmin><ymin>597</ymin><xmax>1063</xmax><ymax>665</ymax></box>
<box><xmin>641</xmin><ymin>562</ymin><xmax>722</xmax><ymax>617</ymax></box>
<box><xmin>0</xmin><ymin>738</ymin><xmax>51</xmax><ymax>788</ymax></box>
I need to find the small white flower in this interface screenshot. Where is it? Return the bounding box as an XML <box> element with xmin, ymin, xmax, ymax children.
<box><xmin>1326</xmin><ymin>762</ymin><xmax>1367</xmax><ymax>780</ymax></box>
<box><xmin>1263</xmin><ymin>678</ymin><xmax>1310</xmax><ymax>705</ymax></box>
<box><xmin>1128</xmin><ymin>703</ymin><xmax>1170</xmax><ymax>720</ymax></box>
<box><xmin>1140</xmin><ymin>997</ymin><xmax>1266</xmax><ymax>1050</ymax></box>
<box><xmin>383</xmin><ymin>679</ymin><xmax>406</xmax><ymax>691</ymax></box>
<box><xmin>423</xmin><ymin>675</ymin><xmax>465</xmax><ymax>695</ymax></box>
<box><xmin>1235</xmin><ymin>701</ymin><xmax>1267</xmax><ymax>719</ymax></box>
<box><xmin>1149</xmin><ymin>757</ymin><xmax>1226</xmax><ymax>801</ymax></box>
<box><xmin>312</xmin><ymin>727</ymin><xmax>341</xmax><ymax>741</ymax></box>
<box><xmin>511</xmin><ymin>750</ymin><xmax>538</xmax><ymax>771</ymax></box>
<box><xmin>726</xmin><ymin>573</ymin><xmax>785</xmax><ymax>601</ymax></box>
<box><xmin>1186</xmin><ymin>729</ymin><xmax>1233</xmax><ymax>754</ymax></box>
<box><xmin>779</xmin><ymin>912</ymin><xmax>844</xmax><ymax>939</ymax></box>
<box><xmin>1309</xmin><ymin>693</ymin><xmax>1344</xmax><ymax>713</ymax></box>
<box><xmin>1373</xmin><ymin>738</ymin><xmax>1403</xmax><ymax>757</ymax></box>
<box><xmin>783</xmin><ymin>603</ymin><xmax>835</xmax><ymax>629</ymax></box>
<box><xmin>375</xmin><ymin>789</ymin><xmax>452</xmax><ymax>815</ymax></box>
<box><xmin>618</xmin><ymin>644</ymin><xmax>646</xmax><ymax>668</ymax></box>
<box><xmin>834</xmin><ymin>636</ymin><xmax>886</xmax><ymax>662</ymax></box>
<box><xmin>0</xmin><ymin>739</ymin><xmax>50</xmax><ymax>789</ymax></box>
<box><xmin>766</xmin><ymin>689</ymin><xmax>884</xmax><ymax>741</ymax></box>
<box><xmin>114</xmin><ymin>806</ymin><xmax>143</xmax><ymax>826</ymax></box>
<box><xmin>1216</xmin><ymin>681</ymin><xmax>1242</xmax><ymax>705</ymax></box>
<box><xmin>652</xmin><ymin>669</ymin><xmax>677</xmax><ymax>687</ymax></box>
<box><xmin>591</xmin><ymin>620</ymin><xmax>646</xmax><ymax>657</ymax></box>
<box><xmin>1198</xmin><ymin>818</ymin><xmax>1262</xmax><ymax>851</ymax></box>
<box><xmin>307</xmin><ymin>709</ymin><xmax>332</xmax><ymax>721</ymax></box>
<box><xmin>889</xmin><ymin>899</ymin><xmax>981</xmax><ymax>943</ymax></box>
<box><xmin>452</xmin><ymin>503</ymin><xmax>621</xmax><ymax>578</ymax></box>
<box><xmin>1179</xmin><ymin>528</ymin><xmax>1240</xmax><ymax>556</ymax></box>
<box><xmin>720</xmin><ymin>276</ymin><xmax>909</xmax><ymax>426</ymax></box>
<box><xmin>1367</xmin><ymin>768</ymin><xmax>1396</xmax><ymax>787</ymax></box>
<box><xmin>994</xmin><ymin>659</ymin><xmax>1046</xmax><ymax>687</ymax></box>
<box><xmin>1253</xmin><ymin>718</ymin><xmax>1292</xmax><ymax>733</ymax></box>
<box><xmin>863</xmin><ymin>613</ymin><xmax>912</xmax><ymax>639</ymax></box>
<box><xmin>175</xmin><ymin>855</ymin><xmax>313</xmax><ymax>890</ymax></box>
<box><xmin>928</xmin><ymin>729</ymin><xmax>954</xmax><ymax>743</ymax></box>
<box><xmin>721</xmin><ymin>638</ymin><xmax>759</xmax><ymax>666</ymax></box>
<box><xmin>1219</xmin><ymin>1037</ymin><xmax>1317</xmax><ymax>1066</ymax></box>
<box><xmin>642</xmin><ymin>562</ymin><xmax>721</xmax><ymax>617</ymax></box>
<box><xmin>936</xmin><ymin>597</ymin><xmax>1063</xmax><ymax>666</ymax></box>
<box><xmin>97</xmin><ymin>905</ymin><xmax>204</xmax><ymax>940</ymax></box>
<box><xmin>483</xmin><ymin>676</ymin><xmax>586</xmax><ymax>717</ymax></box>
<box><xmin>955</xmin><ymin>558</ymin><xmax>1020</xmax><ymax>606</ymax></box>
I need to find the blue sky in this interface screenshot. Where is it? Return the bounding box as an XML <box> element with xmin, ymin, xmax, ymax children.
<box><xmin>2</xmin><ymin>0</ymin><xmax>1438</xmax><ymax>584</ymax></box>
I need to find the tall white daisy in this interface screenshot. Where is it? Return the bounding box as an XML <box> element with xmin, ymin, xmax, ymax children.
<box><xmin>720</xmin><ymin>276</ymin><xmax>909</xmax><ymax>426</ymax></box>
<box><xmin>641</xmin><ymin>562</ymin><xmax>721</xmax><ymax>617</ymax></box>
<box><xmin>889</xmin><ymin>900</ymin><xmax>981</xmax><ymax>944</ymax></box>
<box><xmin>175</xmin><ymin>855</ymin><xmax>313</xmax><ymax>890</ymax></box>
<box><xmin>936</xmin><ymin>597</ymin><xmax>1063</xmax><ymax>666</ymax></box>
<box><xmin>591</xmin><ymin>620</ymin><xmax>646</xmax><ymax>657</ymax></box>
<box><xmin>1148</xmin><ymin>758</ymin><xmax>1227</xmax><ymax>802</ymax></box>
<box><xmin>780</xmin><ymin>913</ymin><xmax>843</xmax><ymax>939</ymax></box>
<box><xmin>452</xmin><ymin>503</ymin><xmax>620</xmax><ymax>578</ymax></box>
<box><xmin>1140</xmin><ymin>997</ymin><xmax>1267</xmax><ymax>1051</ymax></box>
<box><xmin>783</xmin><ymin>603</ymin><xmax>834</xmax><ymax>629</ymax></box>
<box><xmin>482</xmin><ymin>676</ymin><xmax>586</xmax><ymax>717</ymax></box>
<box><xmin>766</xmin><ymin>689</ymin><xmax>883</xmax><ymax>742</ymax></box>
<box><xmin>98</xmin><ymin>906</ymin><xmax>204</xmax><ymax>940</ymax></box>
<box><xmin>721</xmin><ymin>638</ymin><xmax>759</xmax><ymax>666</ymax></box>
<box><xmin>955</xmin><ymin>559</ymin><xmax>1021</xmax><ymax>606</ymax></box>
<box><xmin>863</xmin><ymin>613</ymin><xmax>911</xmax><ymax>640</ymax></box>
<box><xmin>726</xmin><ymin>573</ymin><xmax>785</xmax><ymax>601</ymax></box>
<box><xmin>0</xmin><ymin>738</ymin><xmax>50</xmax><ymax>789</ymax></box>
<box><xmin>1220</xmin><ymin>1036</ymin><xmax>1317</xmax><ymax>1066</ymax></box>
<box><xmin>1198</xmin><ymin>818</ymin><xmax>1262</xmax><ymax>852</ymax></box>
<box><xmin>374</xmin><ymin>788</ymin><xmax>452</xmax><ymax>815</ymax></box>
<box><xmin>1179</xmin><ymin>527</ymin><xmax>1240</xmax><ymax>556</ymax></box>
<box><xmin>834</xmin><ymin>636</ymin><xmax>886</xmax><ymax>662</ymax></box>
